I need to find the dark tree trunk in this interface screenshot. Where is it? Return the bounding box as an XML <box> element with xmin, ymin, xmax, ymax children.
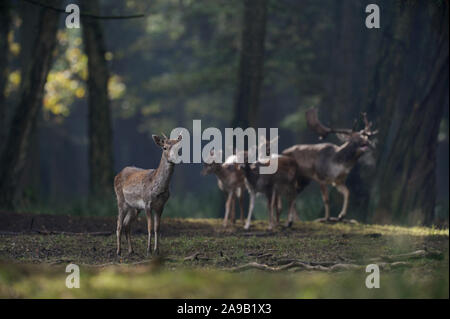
<box><xmin>231</xmin><ymin>0</ymin><xmax>268</xmax><ymax>128</ymax></box>
<box><xmin>0</xmin><ymin>1</ymin><xmax>60</xmax><ymax>209</ymax></box>
<box><xmin>0</xmin><ymin>0</ymin><xmax>11</xmax><ymax>156</ymax></box>
<box><xmin>322</xmin><ymin>0</ymin><xmax>373</xmax><ymax>220</ymax></box>
<box><xmin>368</xmin><ymin>1</ymin><xmax>449</xmax><ymax>225</ymax></box>
<box><xmin>81</xmin><ymin>0</ymin><xmax>114</xmax><ymax>199</ymax></box>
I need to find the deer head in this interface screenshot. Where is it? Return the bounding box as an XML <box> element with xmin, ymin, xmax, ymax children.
<box><xmin>152</xmin><ymin>133</ymin><xmax>183</xmax><ymax>164</ymax></box>
<box><xmin>259</xmin><ymin>135</ymin><xmax>279</xmax><ymax>155</ymax></box>
<box><xmin>306</xmin><ymin>108</ymin><xmax>378</xmax><ymax>155</ymax></box>
<box><xmin>201</xmin><ymin>149</ymin><xmax>223</xmax><ymax>175</ymax></box>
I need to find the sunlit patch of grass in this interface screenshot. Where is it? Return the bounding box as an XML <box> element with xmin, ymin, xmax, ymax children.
<box><xmin>0</xmin><ymin>262</ymin><xmax>448</xmax><ymax>298</ymax></box>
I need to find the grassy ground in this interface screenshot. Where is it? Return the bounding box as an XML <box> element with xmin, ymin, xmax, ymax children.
<box><xmin>0</xmin><ymin>212</ymin><xmax>448</xmax><ymax>298</ymax></box>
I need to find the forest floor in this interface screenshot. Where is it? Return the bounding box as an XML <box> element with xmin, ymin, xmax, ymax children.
<box><xmin>0</xmin><ymin>210</ymin><xmax>448</xmax><ymax>298</ymax></box>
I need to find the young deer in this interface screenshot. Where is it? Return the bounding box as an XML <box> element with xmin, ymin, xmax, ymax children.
<box><xmin>114</xmin><ymin>133</ymin><xmax>182</xmax><ymax>256</ymax></box>
<box><xmin>201</xmin><ymin>150</ymin><xmax>247</xmax><ymax>227</ymax></box>
<box><xmin>241</xmin><ymin>154</ymin><xmax>309</xmax><ymax>230</ymax></box>
<box><xmin>282</xmin><ymin>108</ymin><xmax>377</xmax><ymax>221</ymax></box>
<box><xmin>218</xmin><ymin>136</ymin><xmax>285</xmax><ymax>229</ymax></box>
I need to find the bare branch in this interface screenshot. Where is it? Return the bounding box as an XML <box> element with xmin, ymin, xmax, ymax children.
<box><xmin>21</xmin><ymin>0</ymin><xmax>146</xmax><ymax>20</ymax></box>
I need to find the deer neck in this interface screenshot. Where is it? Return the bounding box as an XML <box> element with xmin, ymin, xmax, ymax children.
<box><xmin>214</xmin><ymin>165</ymin><xmax>230</xmax><ymax>182</ymax></box>
<box><xmin>334</xmin><ymin>142</ymin><xmax>361</xmax><ymax>168</ymax></box>
<box><xmin>151</xmin><ymin>154</ymin><xmax>175</xmax><ymax>193</ymax></box>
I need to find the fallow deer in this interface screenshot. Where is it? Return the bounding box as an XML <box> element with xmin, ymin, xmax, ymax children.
<box><xmin>220</xmin><ymin>136</ymin><xmax>289</xmax><ymax>229</ymax></box>
<box><xmin>201</xmin><ymin>150</ymin><xmax>247</xmax><ymax>227</ymax></box>
<box><xmin>241</xmin><ymin>154</ymin><xmax>309</xmax><ymax>230</ymax></box>
<box><xmin>114</xmin><ymin>133</ymin><xmax>182</xmax><ymax>256</ymax></box>
<box><xmin>282</xmin><ymin>108</ymin><xmax>377</xmax><ymax>221</ymax></box>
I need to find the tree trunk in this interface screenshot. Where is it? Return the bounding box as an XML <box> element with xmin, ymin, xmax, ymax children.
<box><xmin>0</xmin><ymin>0</ymin><xmax>11</xmax><ymax>157</ymax></box>
<box><xmin>369</xmin><ymin>1</ymin><xmax>449</xmax><ymax>225</ymax></box>
<box><xmin>231</xmin><ymin>0</ymin><xmax>268</xmax><ymax>128</ymax></box>
<box><xmin>81</xmin><ymin>0</ymin><xmax>114</xmax><ymax>199</ymax></box>
<box><xmin>0</xmin><ymin>1</ymin><xmax>61</xmax><ymax>209</ymax></box>
<box><xmin>323</xmin><ymin>0</ymin><xmax>372</xmax><ymax>220</ymax></box>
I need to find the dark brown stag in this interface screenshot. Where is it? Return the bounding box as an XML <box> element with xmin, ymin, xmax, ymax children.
<box><xmin>282</xmin><ymin>108</ymin><xmax>377</xmax><ymax>221</ymax></box>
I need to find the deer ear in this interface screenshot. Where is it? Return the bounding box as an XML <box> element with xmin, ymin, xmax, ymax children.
<box><xmin>270</xmin><ymin>135</ymin><xmax>279</xmax><ymax>144</ymax></box>
<box><xmin>336</xmin><ymin>133</ymin><xmax>350</xmax><ymax>143</ymax></box>
<box><xmin>152</xmin><ymin>135</ymin><xmax>164</xmax><ymax>147</ymax></box>
<box><xmin>177</xmin><ymin>133</ymin><xmax>182</xmax><ymax>141</ymax></box>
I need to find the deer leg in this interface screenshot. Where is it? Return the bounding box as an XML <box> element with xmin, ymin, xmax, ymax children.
<box><xmin>267</xmin><ymin>190</ymin><xmax>276</xmax><ymax>231</ymax></box>
<box><xmin>276</xmin><ymin>194</ymin><xmax>282</xmax><ymax>223</ymax></box>
<box><xmin>153</xmin><ymin>211</ymin><xmax>162</xmax><ymax>255</ymax></box>
<box><xmin>223</xmin><ymin>192</ymin><xmax>233</xmax><ymax>228</ymax></box>
<box><xmin>272</xmin><ymin>191</ymin><xmax>279</xmax><ymax>227</ymax></box>
<box><xmin>124</xmin><ymin>209</ymin><xmax>137</xmax><ymax>255</ymax></box>
<box><xmin>245</xmin><ymin>190</ymin><xmax>255</xmax><ymax>230</ymax></box>
<box><xmin>116</xmin><ymin>204</ymin><xmax>126</xmax><ymax>256</ymax></box>
<box><xmin>145</xmin><ymin>207</ymin><xmax>153</xmax><ymax>256</ymax></box>
<box><xmin>290</xmin><ymin>194</ymin><xmax>300</xmax><ymax>222</ymax></box>
<box><xmin>231</xmin><ymin>195</ymin><xmax>236</xmax><ymax>224</ymax></box>
<box><xmin>125</xmin><ymin>226</ymin><xmax>133</xmax><ymax>255</ymax></box>
<box><xmin>238</xmin><ymin>192</ymin><xmax>245</xmax><ymax>223</ymax></box>
<box><xmin>319</xmin><ymin>184</ymin><xmax>330</xmax><ymax>220</ymax></box>
<box><xmin>286</xmin><ymin>196</ymin><xmax>297</xmax><ymax>227</ymax></box>
<box><xmin>336</xmin><ymin>184</ymin><xmax>350</xmax><ymax>220</ymax></box>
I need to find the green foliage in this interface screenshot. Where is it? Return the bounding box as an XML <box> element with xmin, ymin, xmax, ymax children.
<box><xmin>106</xmin><ymin>0</ymin><xmax>242</xmax><ymax>137</ymax></box>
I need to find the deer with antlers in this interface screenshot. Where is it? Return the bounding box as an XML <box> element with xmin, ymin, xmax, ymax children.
<box><xmin>114</xmin><ymin>133</ymin><xmax>182</xmax><ymax>256</ymax></box>
<box><xmin>282</xmin><ymin>108</ymin><xmax>377</xmax><ymax>221</ymax></box>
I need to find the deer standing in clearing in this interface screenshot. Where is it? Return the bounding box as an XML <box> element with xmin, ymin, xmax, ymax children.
<box><xmin>241</xmin><ymin>154</ymin><xmax>309</xmax><ymax>230</ymax></box>
<box><xmin>203</xmin><ymin>136</ymin><xmax>287</xmax><ymax>229</ymax></box>
<box><xmin>282</xmin><ymin>108</ymin><xmax>377</xmax><ymax>221</ymax></box>
<box><xmin>114</xmin><ymin>134</ymin><xmax>182</xmax><ymax>256</ymax></box>
<box><xmin>201</xmin><ymin>150</ymin><xmax>247</xmax><ymax>227</ymax></box>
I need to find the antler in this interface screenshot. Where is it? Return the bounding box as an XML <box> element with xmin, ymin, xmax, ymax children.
<box><xmin>306</xmin><ymin>108</ymin><xmax>352</xmax><ymax>139</ymax></box>
<box><xmin>360</xmin><ymin>113</ymin><xmax>378</xmax><ymax>136</ymax></box>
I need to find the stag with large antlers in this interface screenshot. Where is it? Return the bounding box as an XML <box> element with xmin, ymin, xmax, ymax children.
<box><xmin>282</xmin><ymin>108</ymin><xmax>377</xmax><ymax>221</ymax></box>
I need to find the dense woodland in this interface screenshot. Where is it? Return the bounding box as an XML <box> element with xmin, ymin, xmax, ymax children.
<box><xmin>0</xmin><ymin>0</ymin><xmax>448</xmax><ymax>226</ymax></box>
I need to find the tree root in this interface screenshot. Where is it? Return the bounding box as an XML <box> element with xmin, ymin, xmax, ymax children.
<box><xmin>369</xmin><ymin>249</ymin><xmax>443</xmax><ymax>262</ymax></box>
<box><xmin>225</xmin><ymin>248</ymin><xmax>441</xmax><ymax>272</ymax></box>
<box><xmin>226</xmin><ymin>260</ymin><xmax>413</xmax><ymax>273</ymax></box>
<box><xmin>183</xmin><ymin>252</ymin><xmax>210</xmax><ymax>261</ymax></box>
<box><xmin>226</xmin><ymin>261</ymin><xmax>363</xmax><ymax>272</ymax></box>
<box><xmin>246</xmin><ymin>252</ymin><xmax>273</xmax><ymax>258</ymax></box>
